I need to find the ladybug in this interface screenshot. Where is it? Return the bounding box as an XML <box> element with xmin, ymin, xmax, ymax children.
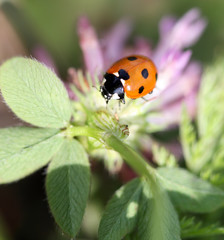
<box><xmin>100</xmin><ymin>55</ymin><xmax>158</xmax><ymax>104</ymax></box>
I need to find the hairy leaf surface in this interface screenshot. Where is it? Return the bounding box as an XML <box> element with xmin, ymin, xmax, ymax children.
<box><xmin>0</xmin><ymin>57</ymin><xmax>72</xmax><ymax>128</ymax></box>
<box><xmin>157</xmin><ymin>167</ymin><xmax>224</xmax><ymax>212</ymax></box>
<box><xmin>98</xmin><ymin>178</ymin><xmax>142</xmax><ymax>240</ymax></box>
<box><xmin>0</xmin><ymin>127</ymin><xmax>63</xmax><ymax>183</ymax></box>
<box><xmin>46</xmin><ymin>139</ymin><xmax>90</xmax><ymax>237</ymax></box>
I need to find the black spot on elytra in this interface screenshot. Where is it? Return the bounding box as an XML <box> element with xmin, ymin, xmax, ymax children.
<box><xmin>127</xmin><ymin>56</ymin><xmax>137</xmax><ymax>61</ymax></box>
<box><xmin>155</xmin><ymin>73</ymin><xmax>158</xmax><ymax>81</ymax></box>
<box><xmin>141</xmin><ymin>69</ymin><xmax>148</xmax><ymax>79</ymax></box>
<box><xmin>139</xmin><ymin>86</ymin><xmax>144</xmax><ymax>94</ymax></box>
<box><xmin>118</xmin><ymin>69</ymin><xmax>130</xmax><ymax>80</ymax></box>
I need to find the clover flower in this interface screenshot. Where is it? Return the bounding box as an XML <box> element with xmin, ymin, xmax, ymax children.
<box><xmin>34</xmin><ymin>9</ymin><xmax>206</xmax><ymax>174</ymax></box>
<box><xmin>77</xmin><ymin>8</ymin><xmax>206</xmax><ymax>126</ymax></box>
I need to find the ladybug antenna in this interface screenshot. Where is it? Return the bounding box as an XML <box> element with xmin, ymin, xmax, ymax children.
<box><xmin>92</xmin><ymin>85</ymin><xmax>99</xmax><ymax>91</ymax></box>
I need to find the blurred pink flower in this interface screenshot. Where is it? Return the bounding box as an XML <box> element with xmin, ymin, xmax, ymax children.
<box><xmin>77</xmin><ymin>8</ymin><xmax>207</xmax><ymax>127</ymax></box>
<box><xmin>77</xmin><ymin>17</ymin><xmax>104</xmax><ymax>80</ymax></box>
<box><xmin>149</xmin><ymin>61</ymin><xmax>202</xmax><ymax>126</ymax></box>
<box><xmin>153</xmin><ymin>8</ymin><xmax>207</xmax><ymax>64</ymax></box>
<box><xmin>32</xmin><ymin>45</ymin><xmax>59</xmax><ymax>76</ymax></box>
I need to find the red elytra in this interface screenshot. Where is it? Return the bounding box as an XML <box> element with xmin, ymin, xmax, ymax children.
<box><xmin>101</xmin><ymin>55</ymin><xmax>157</xmax><ymax>103</ymax></box>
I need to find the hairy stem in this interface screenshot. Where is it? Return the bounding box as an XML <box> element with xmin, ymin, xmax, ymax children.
<box><xmin>64</xmin><ymin>125</ymin><xmax>104</xmax><ymax>139</ymax></box>
<box><xmin>66</xmin><ymin>125</ymin><xmax>157</xmax><ymax>184</ymax></box>
<box><xmin>104</xmin><ymin>134</ymin><xmax>157</xmax><ymax>183</ymax></box>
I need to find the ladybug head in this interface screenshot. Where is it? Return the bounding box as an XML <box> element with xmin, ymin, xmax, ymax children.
<box><xmin>101</xmin><ymin>73</ymin><xmax>125</xmax><ymax>104</ymax></box>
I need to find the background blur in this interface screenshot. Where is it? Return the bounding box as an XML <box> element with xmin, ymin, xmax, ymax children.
<box><xmin>0</xmin><ymin>0</ymin><xmax>224</xmax><ymax>239</ymax></box>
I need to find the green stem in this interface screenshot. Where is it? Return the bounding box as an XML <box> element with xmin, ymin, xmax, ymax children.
<box><xmin>66</xmin><ymin>125</ymin><xmax>157</xmax><ymax>184</ymax></box>
<box><xmin>105</xmin><ymin>134</ymin><xmax>156</xmax><ymax>181</ymax></box>
<box><xmin>65</xmin><ymin>125</ymin><xmax>104</xmax><ymax>139</ymax></box>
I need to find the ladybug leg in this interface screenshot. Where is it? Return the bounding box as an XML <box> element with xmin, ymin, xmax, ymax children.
<box><xmin>117</xmin><ymin>98</ymin><xmax>125</xmax><ymax>110</ymax></box>
<box><xmin>118</xmin><ymin>101</ymin><xmax>121</xmax><ymax>110</ymax></box>
<box><xmin>120</xmin><ymin>98</ymin><xmax>125</xmax><ymax>104</ymax></box>
<box><xmin>142</xmin><ymin>89</ymin><xmax>154</xmax><ymax>101</ymax></box>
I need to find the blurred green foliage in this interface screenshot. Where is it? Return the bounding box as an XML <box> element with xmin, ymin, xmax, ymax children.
<box><xmin>180</xmin><ymin>58</ymin><xmax>224</xmax><ymax>240</ymax></box>
<box><xmin>181</xmin><ymin>58</ymin><xmax>224</xmax><ymax>178</ymax></box>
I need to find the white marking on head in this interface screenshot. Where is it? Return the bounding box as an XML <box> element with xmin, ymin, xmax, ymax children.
<box><xmin>102</xmin><ymin>78</ymin><xmax>106</xmax><ymax>84</ymax></box>
<box><xmin>111</xmin><ymin>93</ymin><xmax>120</xmax><ymax>100</ymax></box>
<box><xmin>120</xmin><ymin>79</ymin><xmax>125</xmax><ymax>85</ymax></box>
<box><xmin>113</xmin><ymin>72</ymin><xmax>119</xmax><ymax>77</ymax></box>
